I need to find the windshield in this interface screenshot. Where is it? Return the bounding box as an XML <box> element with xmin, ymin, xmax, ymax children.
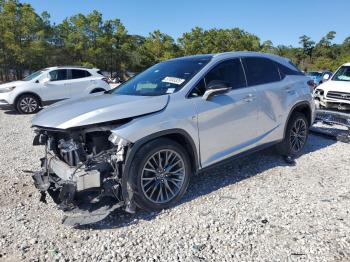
<box><xmin>112</xmin><ymin>57</ymin><xmax>211</xmax><ymax>96</ymax></box>
<box><xmin>332</xmin><ymin>66</ymin><xmax>350</xmax><ymax>82</ymax></box>
<box><xmin>23</xmin><ymin>69</ymin><xmax>47</xmax><ymax>81</ymax></box>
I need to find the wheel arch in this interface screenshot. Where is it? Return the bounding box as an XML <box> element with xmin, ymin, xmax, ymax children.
<box><xmin>14</xmin><ymin>92</ymin><xmax>42</xmax><ymax>107</ymax></box>
<box><xmin>283</xmin><ymin>101</ymin><xmax>312</xmax><ymax>139</ymax></box>
<box><xmin>121</xmin><ymin>129</ymin><xmax>200</xmax><ymax>206</ymax></box>
<box><xmin>90</xmin><ymin>88</ymin><xmax>106</xmax><ymax>94</ymax></box>
<box><xmin>127</xmin><ymin>129</ymin><xmax>199</xmax><ymax>173</ymax></box>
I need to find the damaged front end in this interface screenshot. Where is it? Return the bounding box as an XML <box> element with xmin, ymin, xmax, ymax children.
<box><xmin>32</xmin><ymin>124</ymin><xmax>134</xmax><ymax>225</ymax></box>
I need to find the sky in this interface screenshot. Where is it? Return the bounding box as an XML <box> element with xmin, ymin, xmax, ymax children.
<box><xmin>24</xmin><ymin>0</ymin><xmax>350</xmax><ymax>47</ymax></box>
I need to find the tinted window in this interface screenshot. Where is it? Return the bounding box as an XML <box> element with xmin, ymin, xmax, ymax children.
<box><xmin>244</xmin><ymin>57</ymin><xmax>280</xmax><ymax>86</ymax></box>
<box><xmin>206</xmin><ymin>59</ymin><xmax>246</xmax><ymax>89</ymax></box>
<box><xmin>278</xmin><ymin>63</ymin><xmax>304</xmax><ymax>78</ymax></box>
<box><xmin>190</xmin><ymin>79</ymin><xmax>206</xmax><ymax>97</ymax></box>
<box><xmin>189</xmin><ymin>59</ymin><xmax>246</xmax><ymax>97</ymax></box>
<box><xmin>49</xmin><ymin>69</ymin><xmax>67</xmax><ymax>81</ymax></box>
<box><xmin>97</xmin><ymin>70</ymin><xmax>105</xmax><ymax>76</ymax></box>
<box><xmin>71</xmin><ymin>69</ymin><xmax>91</xmax><ymax>79</ymax></box>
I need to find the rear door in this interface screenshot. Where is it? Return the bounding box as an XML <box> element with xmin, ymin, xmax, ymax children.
<box><xmin>68</xmin><ymin>69</ymin><xmax>93</xmax><ymax>98</ymax></box>
<box><xmin>39</xmin><ymin>69</ymin><xmax>70</xmax><ymax>102</ymax></box>
<box><xmin>243</xmin><ymin>57</ymin><xmax>295</xmax><ymax>144</ymax></box>
<box><xmin>191</xmin><ymin>58</ymin><xmax>258</xmax><ymax>167</ymax></box>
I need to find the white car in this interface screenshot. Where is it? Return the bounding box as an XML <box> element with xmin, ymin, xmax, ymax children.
<box><xmin>314</xmin><ymin>63</ymin><xmax>350</xmax><ymax>111</ymax></box>
<box><xmin>0</xmin><ymin>66</ymin><xmax>111</xmax><ymax>114</ymax></box>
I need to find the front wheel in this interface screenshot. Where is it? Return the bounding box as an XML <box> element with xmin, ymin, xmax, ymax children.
<box><xmin>276</xmin><ymin>112</ymin><xmax>309</xmax><ymax>157</ymax></box>
<box><xmin>129</xmin><ymin>138</ymin><xmax>192</xmax><ymax>211</ymax></box>
<box><xmin>16</xmin><ymin>94</ymin><xmax>40</xmax><ymax>114</ymax></box>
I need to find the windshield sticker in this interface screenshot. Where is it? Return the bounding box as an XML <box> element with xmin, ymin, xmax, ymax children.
<box><xmin>166</xmin><ymin>88</ymin><xmax>176</xmax><ymax>94</ymax></box>
<box><xmin>162</xmin><ymin>76</ymin><xmax>185</xmax><ymax>85</ymax></box>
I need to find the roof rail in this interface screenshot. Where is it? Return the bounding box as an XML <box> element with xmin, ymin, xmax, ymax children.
<box><xmin>56</xmin><ymin>65</ymin><xmax>95</xmax><ymax>69</ymax></box>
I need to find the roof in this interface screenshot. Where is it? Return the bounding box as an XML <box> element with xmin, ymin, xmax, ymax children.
<box><xmin>168</xmin><ymin>51</ymin><xmax>296</xmax><ymax>70</ymax></box>
<box><xmin>45</xmin><ymin>66</ymin><xmax>99</xmax><ymax>70</ymax></box>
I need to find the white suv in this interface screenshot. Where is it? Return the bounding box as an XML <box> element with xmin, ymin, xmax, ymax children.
<box><xmin>314</xmin><ymin>63</ymin><xmax>350</xmax><ymax>110</ymax></box>
<box><xmin>0</xmin><ymin>66</ymin><xmax>111</xmax><ymax>114</ymax></box>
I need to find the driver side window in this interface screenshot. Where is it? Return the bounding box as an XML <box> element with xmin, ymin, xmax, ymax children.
<box><xmin>189</xmin><ymin>59</ymin><xmax>246</xmax><ymax>97</ymax></box>
<box><xmin>49</xmin><ymin>69</ymin><xmax>68</xmax><ymax>82</ymax></box>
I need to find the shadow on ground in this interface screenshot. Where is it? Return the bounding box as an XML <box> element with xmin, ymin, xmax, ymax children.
<box><xmin>76</xmin><ymin>134</ymin><xmax>336</xmax><ymax>230</ymax></box>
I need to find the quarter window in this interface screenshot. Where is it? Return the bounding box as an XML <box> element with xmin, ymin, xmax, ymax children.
<box><xmin>278</xmin><ymin>63</ymin><xmax>303</xmax><ymax>78</ymax></box>
<box><xmin>244</xmin><ymin>57</ymin><xmax>280</xmax><ymax>86</ymax></box>
<box><xmin>49</xmin><ymin>69</ymin><xmax>68</xmax><ymax>81</ymax></box>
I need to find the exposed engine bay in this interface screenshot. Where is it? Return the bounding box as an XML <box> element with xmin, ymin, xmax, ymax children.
<box><xmin>32</xmin><ymin>122</ymin><xmax>134</xmax><ymax>225</ymax></box>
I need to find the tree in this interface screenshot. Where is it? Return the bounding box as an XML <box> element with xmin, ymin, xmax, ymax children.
<box><xmin>0</xmin><ymin>0</ymin><xmax>50</xmax><ymax>79</ymax></box>
<box><xmin>137</xmin><ymin>30</ymin><xmax>180</xmax><ymax>69</ymax></box>
<box><xmin>299</xmin><ymin>35</ymin><xmax>315</xmax><ymax>64</ymax></box>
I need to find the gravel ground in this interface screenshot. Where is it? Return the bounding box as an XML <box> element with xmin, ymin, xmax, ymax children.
<box><xmin>0</xmin><ymin>108</ymin><xmax>349</xmax><ymax>262</ymax></box>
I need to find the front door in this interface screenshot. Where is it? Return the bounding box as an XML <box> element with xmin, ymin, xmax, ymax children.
<box><xmin>39</xmin><ymin>69</ymin><xmax>71</xmax><ymax>102</ymax></box>
<box><xmin>190</xmin><ymin>59</ymin><xmax>258</xmax><ymax>168</ymax></box>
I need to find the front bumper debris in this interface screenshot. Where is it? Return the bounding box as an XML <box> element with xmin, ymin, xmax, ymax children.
<box><xmin>32</xmin><ymin>139</ymin><xmax>130</xmax><ymax>225</ymax></box>
<box><xmin>310</xmin><ymin>109</ymin><xmax>350</xmax><ymax>143</ymax></box>
<box><xmin>32</xmin><ymin>166</ymin><xmax>125</xmax><ymax>226</ymax></box>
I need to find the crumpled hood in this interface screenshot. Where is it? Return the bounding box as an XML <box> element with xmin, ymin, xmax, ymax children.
<box><xmin>318</xmin><ymin>80</ymin><xmax>350</xmax><ymax>93</ymax></box>
<box><xmin>32</xmin><ymin>94</ymin><xmax>169</xmax><ymax>129</ymax></box>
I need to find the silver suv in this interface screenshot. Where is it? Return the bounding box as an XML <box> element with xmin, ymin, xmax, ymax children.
<box><xmin>31</xmin><ymin>52</ymin><xmax>315</xmax><ymax>217</ymax></box>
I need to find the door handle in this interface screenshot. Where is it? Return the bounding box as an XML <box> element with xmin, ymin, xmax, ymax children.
<box><xmin>243</xmin><ymin>93</ymin><xmax>256</xmax><ymax>102</ymax></box>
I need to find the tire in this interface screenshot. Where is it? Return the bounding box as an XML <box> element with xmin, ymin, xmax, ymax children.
<box><xmin>276</xmin><ymin>112</ymin><xmax>309</xmax><ymax>157</ymax></box>
<box><xmin>90</xmin><ymin>88</ymin><xmax>105</xmax><ymax>94</ymax></box>
<box><xmin>129</xmin><ymin>138</ymin><xmax>192</xmax><ymax>211</ymax></box>
<box><xmin>16</xmin><ymin>94</ymin><xmax>40</xmax><ymax>114</ymax></box>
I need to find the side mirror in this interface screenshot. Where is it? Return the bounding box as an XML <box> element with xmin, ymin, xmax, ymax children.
<box><xmin>41</xmin><ymin>76</ymin><xmax>50</xmax><ymax>85</ymax></box>
<box><xmin>203</xmin><ymin>81</ymin><xmax>231</xmax><ymax>100</ymax></box>
<box><xmin>323</xmin><ymin>74</ymin><xmax>330</xmax><ymax>81</ymax></box>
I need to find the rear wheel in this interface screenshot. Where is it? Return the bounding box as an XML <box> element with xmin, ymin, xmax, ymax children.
<box><xmin>276</xmin><ymin>112</ymin><xmax>309</xmax><ymax>157</ymax></box>
<box><xmin>16</xmin><ymin>94</ymin><xmax>40</xmax><ymax>114</ymax></box>
<box><xmin>129</xmin><ymin>138</ymin><xmax>191</xmax><ymax>211</ymax></box>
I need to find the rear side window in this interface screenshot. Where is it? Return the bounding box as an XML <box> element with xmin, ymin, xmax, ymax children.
<box><xmin>278</xmin><ymin>62</ymin><xmax>304</xmax><ymax>78</ymax></box>
<box><xmin>71</xmin><ymin>69</ymin><xmax>91</xmax><ymax>79</ymax></box>
<box><xmin>49</xmin><ymin>69</ymin><xmax>68</xmax><ymax>81</ymax></box>
<box><xmin>244</xmin><ymin>57</ymin><xmax>280</xmax><ymax>86</ymax></box>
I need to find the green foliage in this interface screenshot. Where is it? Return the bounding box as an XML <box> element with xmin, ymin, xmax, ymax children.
<box><xmin>178</xmin><ymin>27</ymin><xmax>260</xmax><ymax>55</ymax></box>
<box><xmin>0</xmin><ymin>0</ymin><xmax>350</xmax><ymax>81</ymax></box>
